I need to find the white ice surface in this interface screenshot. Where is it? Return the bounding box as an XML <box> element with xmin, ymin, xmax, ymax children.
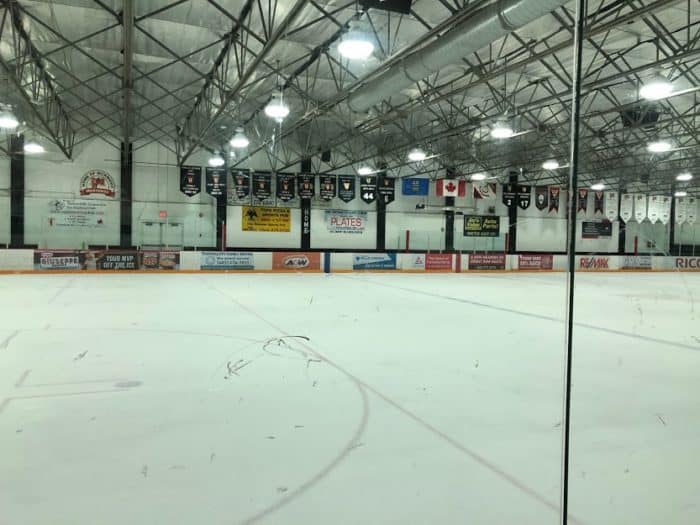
<box><xmin>0</xmin><ymin>272</ymin><xmax>698</xmax><ymax>525</ymax></box>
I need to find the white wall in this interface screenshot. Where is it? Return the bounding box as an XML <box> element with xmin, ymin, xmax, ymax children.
<box><xmin>131</xmin><ymin>143</ymin><xmax>217</xmax><ymax>248</ymax></box>
<box><xmin>0</xmin><ymin>155</ymin><xmax>9</xmax><ymax>246</ymax></box>
<box><xmin>675</xmin><ymin>222</ymin><xmax>699</xmax><ymax>250</ymax></box>
<box><xmin>24</xmin><ymin>138</ymin><xmax>120</xmax><ymax>248</ymax></box>
<box><xmin>624</xmin><ymin>221</ymin><xmax>670</xmax><ymax>254</ymax></box>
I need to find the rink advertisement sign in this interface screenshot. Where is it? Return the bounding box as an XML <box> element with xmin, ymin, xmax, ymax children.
<box><xmin>463</xmin><ymin>215</ymin><xmax>500</xmax><ymax>237</ymax></box>
<box><xmin>201</xmin><ymin>252</ymin><xmax>254</xmax><ymax>270</ymax></box>
<box><xmin>675</xmin><ymin>257</ymin><xmax>700</xmax><ymax>270</ymax></box>
<box><xmin>272</xmin><ymin>252</ymin><xmax>321</xmax><ymax>271</ymax></box>
<box><xmin>94</xmin><ymin>252</ymin><xmax>138</xmax><ymax>270</ymax></box>
<box><xmin>140</xmin><ymin>251</ymin><xmax>180</xmax><ymax>270</ymax></box>
<box><xmin>467</xmin><ymin>253</ymin><xmax>506</xmax><ymax>270</ymax></box>
<box><xmin>33</xmin><ymin>250</ymin><xmax>85</xmax><ymax>270</ymax></box>
<box><xmin>425</xmin><ymin>253</ymin><xmax>453</xmax><ymax>271</ymax></box>
<box><xmin>325</xmin><ymin>210</ymin><xmax>367</xmax><ymax>234</ymax></box>
<box><xmin>581</xmin><ymin>220</ymin><xmax>612</xmax><ymax>239</ymax></box>
<box><xmin>578</xmin><ymin>256</ymin><xmax>611</xmax><ymax>270</ymax></box>
<box><xmin>80</xmin><ymin>169</ymin><xmax>116</xmax><ymax>198</ymax></box>
<box><xmin>47</xmin><ymin>199</ymin><xmax>108</xmax><ymax>229</ymax></box>
<box><xmin>353</xmin><ymin>253</ymin><xmax>397</xmax><ymax>270</ymax></box>
<box><xmin>405</xmin><ymin>254</ymin><xmax>425</xmax><ymax>270</ymax></box>
<box><xmin>241</xmin><ymin>206</ymin><xmax>291</xmax><ymax>232</ymax></box>
<box><xmin>621</xmin><ymin>255</ymin><xmax>652</xmax><ymax>270</ymax></box>
<box><xmin>518</xmin><ymin>254</ymin><xmax>553</xmax><ymax>270</ymax></box>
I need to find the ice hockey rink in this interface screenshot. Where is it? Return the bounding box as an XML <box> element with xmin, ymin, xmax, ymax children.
<box><xmin>0</xmin><ymin>271</ymin><xmax>698</xmax><ymax>525</ymax></box>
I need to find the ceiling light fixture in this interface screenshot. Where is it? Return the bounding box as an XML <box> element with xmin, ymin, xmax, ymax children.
<box><xmin>208</xmin><ymin>153</ymin><xmax>225</xmax><ymax>167</ymax></box>
<box><xmin>674</xmin><ymin>190</ymin><xmax>687</xmax><ymax>198</ymax></box>
<box><xmin>471</xmin><ymin>173</ymin><xmax>487</xmax><ymax>181</ymax></box>
<box><xmin>264</xmin><ymin>89</ymin><xmax>290</xmax><ymax>122</ymax></box>
<box><xmin>407</xmin><ymin>148</ymin><xmax>427</xmax><ymax>162</ymax></box>
<box><xmin>647</xmin><ymin>140</ymin><xmax>672</xmax><ymax>153</ymax></box>
<box><xmin>357</xmin><ymin>166</ymin><xmax>373</xmax><ymax>175</ymax></box>
<box><xmin>491</xmin><ymin>119</ymin><xmax>514</xmax><ymax>139</ymax></box>
<box><xmin>23</xmin><ymin>140</ymin><xmax>45</xmax><ymax>154</ymax></box>
<box><xmin>542</xmin><ymin>159</ymin><xmax>559</xmax><ymax>170</ymax></box>
<box><xmin>0</xmin><ymin>109</ymin><xmax>19</xmax><ymax>130</ymax></box>
<box><xmin>338</xmin><ymin>19</ymin><xmax>374</xmax><ymax>60</ymax></box>
<box><xmin>591</xmin><ymin>182</ymin><xmax>605</xmax><ymax>191</ymax></box>
<box><xmin>676</xmin><ymin>172</ymin><xmax>693</xmax><ymax>182</ymax></box>
<box><xmin>230</xmin><ymin>127</ymin><xmax>249</xmax><ymax>148</ymax></box>
<box><xmin>640</xmin><ymin>74</ymin><xmax>673</xmax><ymax>101</ymax></box>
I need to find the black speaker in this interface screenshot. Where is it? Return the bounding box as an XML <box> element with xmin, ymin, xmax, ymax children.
<box><xmin>360</xmin><ymin>0</ymin><xmax>412</xmax><ymax>14</ymax></box>
<box><xmin>321</xmin><ymin>150</ymin><xmax>331</xmax><ymax>163</ymax></box>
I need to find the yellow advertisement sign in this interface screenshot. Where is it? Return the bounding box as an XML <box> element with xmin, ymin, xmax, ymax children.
<box><xmin>242</xmin><ymin>206</ymin><xmax>291</xmax><ymax>232</ymax></box>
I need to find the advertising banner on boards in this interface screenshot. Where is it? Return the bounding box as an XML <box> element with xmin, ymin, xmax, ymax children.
<box><xmin>353</xmin><ymin>253</ymin><xmax>397</xmax><ymax>270</ymax></box>
<box><xmin>201</xmin><ymin>252</ymin><xmax>254</xmax><ymax>270</ymax></box>
<box><xmin>33</xmin><ymin>251</ymin><xmax>85</xmax><ymax>270</ymax></box>
<box><xmin>468</xmin><ymin>253</ymin><xmax>506</xmax><ymax>270</ymax></box>
<box><xmin>94</xmin><ymin>252</ymin><xmax>138</xmax><ymax>270</ymax></box>
<box><xmin>518</xmin><ymin>254</ymin><xmax>553</xmax><ymax>270</ymax></box>
<box><xmin>140</xmin><ymin>251</ymin><xmax>180</xmax><ymax>270</ymax></box>
<box><xmin>425</xmin><ymin>253</ymin><xmax>453</xmax><ymax>270</ymax></box>
<box><xmin>621</xmin><ymin>255</ymin><xmax>652</xmax><ymax>270</ymax></box>
<box><xmin>272</xmin><ymin>252</ymin><xmax>321</xmax><ymax>271</ymax></box>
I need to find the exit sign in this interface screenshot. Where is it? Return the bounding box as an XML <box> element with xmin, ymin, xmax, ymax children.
<box><xmin>159</xmin><ymin>210</ymin><xmax>167</xmax><ymax>219</ymax></box>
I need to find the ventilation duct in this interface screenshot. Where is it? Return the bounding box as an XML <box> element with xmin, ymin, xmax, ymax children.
<box><xmin>347</xmin><ymin>0</ymin><xmax>570</xmax><ymax>113</ymax></box>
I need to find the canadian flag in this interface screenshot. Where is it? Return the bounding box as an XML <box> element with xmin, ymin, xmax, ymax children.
<box><xmin>436</xmin><ymin>179</ymin><xmax>466</xmax><ymax>197</ymax></box>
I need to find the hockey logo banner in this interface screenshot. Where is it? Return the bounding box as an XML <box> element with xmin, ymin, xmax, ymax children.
<box><xmin>298</xmin><ymin>174</ymin><xmax>315</xmax><ymax>199</ymax></box>
<box><xmin>378</xmin><ymin>176</ymin><xmax>396</xmax><ymax>204</ymax></box>
<box><xmin>535</xmin><ymin>186</ymin><xmax>548</xmax><ymax>210</ymax></box>
<box><xmin>180</xmin><ymin>166</ymin><xmax>201</xmax><ymax>197</ymax></box>
<box><xmin>549</xmin><ymin>187</ymin><xmax>561</xmax><ymax>213</ymax></box>
<box><xmin>319</xmin><ymin>175</ymin><xmax>336</xmax><ymax>200</ymax></box>
<box><xmin>594</xmin><ymin>191</ymin><xmax>605</xmax><ymax>214</ymax></box>
<box><xmin>232</xmin><ymin>171</ymin><xmax>250</xmax><ymax>200</ymax></box>
<box><xmin>276</xmin><ymin>173</ymin><xmax>296</xmax><ymax>202</ymax></box>
<box><xmin>577</xmin><ymin>189</ymin><xmax>588</xmax><ymax>212</ymax></box>
<box><xmin>338</xmin><ymin>175</ymin><xmax>356</xmax><ymax>203</ymax></box>
<box><xmin>205</xmin><ymin>167</ymin><xmax>226</xmax><ymax>197</ymax></box>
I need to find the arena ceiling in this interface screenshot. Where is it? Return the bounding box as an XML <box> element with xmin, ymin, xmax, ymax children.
<box><xmin>0</xmin><ymin>0</ymin><xmax>698</xmax><ymax>195</ymax></box>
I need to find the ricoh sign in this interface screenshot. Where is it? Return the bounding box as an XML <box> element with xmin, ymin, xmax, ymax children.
<box><xmin>676</xmin><ymin>258</ymin><xmax>700</xmax><ymax>269</ymax></box>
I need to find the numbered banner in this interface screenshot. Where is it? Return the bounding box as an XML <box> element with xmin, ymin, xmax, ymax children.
<box><xmin>338</xmin><ymin>175</ymin><xmax>356</xmax><ymax>203</ymax></box>
<box><xmin>605</xmin><ymin>192</ymin><xmax>618</xmax><ymax>221</ymax></box>
<box><xmin>648</xmin><ymin>195</ymin><xmax>660</xmax><ymax>223</ymax></box>
<box><xmin>517</xmin><ymin>185</ymin><xmax>532</xmax><ymax>210</ymax></box>
<box><xmin>502</xmin><ymin>183</ymin><xmax>517</xmax><ymax>207</ymax></box>
<box><xmin>378</xmin><ymin>176</ymin><xmax>396</xmax><ymax>204</ymax></box>
<box><xmin>298</xmin><ymin>174</ymin><xmax>315</xmax><ymax>199</ymax></box>
<box><xmin>319</xmin><ymin>175</ymin><xmax>336</xmax><ymax>200</ymax></box>
<box><xmin>659</xmin><ymin>196</ymin><xmax>671</xmax><ymax>225</ymax></box>
<box><xmin>360</xmin><ymin>176</ymin><xmax>377</xmax><ymax>204</ymax></box>
<box><xmin>634</xmin><ymin>194</ymin><xmax>648</xmax><ymax>223</ymax></box>
<box><xmin>180</xmin><ymin>166</ymin><xmax>201</xmax><ymax>197</ymax></box>
<box><xmin>620</xmin><ymin>193</ymin><xmax>633</xmax><ymax>223</ymax></box>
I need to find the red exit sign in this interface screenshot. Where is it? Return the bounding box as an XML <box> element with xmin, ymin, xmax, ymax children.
<box><xmin>159</xmin><ymin>210</ymin><xmax>167</xmax><ymax>219</ymax></box>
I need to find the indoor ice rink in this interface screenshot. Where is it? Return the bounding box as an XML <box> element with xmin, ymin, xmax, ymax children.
<box><xmin>0</xmin><ymin>1</ymin><xmax>698</xmax><ymax>525</ymax></box>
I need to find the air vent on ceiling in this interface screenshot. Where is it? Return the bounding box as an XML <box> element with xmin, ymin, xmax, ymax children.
<box><xmin>620</xmin><ymin>106</ymin><xmax>659</xmax><ymax>130</ymax></box>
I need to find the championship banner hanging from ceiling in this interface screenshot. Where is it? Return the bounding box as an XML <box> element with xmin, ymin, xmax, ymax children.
<box><xmin>594</xmin><ymin>191</ymin><xmax>605</xmax><ymax>214</ymax></box>
<box><xmin>298</xmin><ymin>174</ymin><xmax>315</xmax><ymax>199</ymax></box>
<box><xmin>205</xmin><ymin>166</ymin><xmax>226</xmax><ymax>197</ymax></box>
<box><xmin>659</xmin><ymin>196</ymin><xmax>671</xmax><ymax>224</ymax></box>
<box><xmin>378</xmin><ymin>176</ymin><xmax>395</xmax><ymax>204</ymax></box>
<box><xmin>502</xmin><ymin>183</ymin><xmax>517</xmax><ymax>207</ymax></box>
<box><xmin>276</xmin><ymin>173</ymin><xmax>296</xmax><ymax>202</ymax></box>
<box><xmin>675</xmin><ymin>197</ymin><xmax>687</xmax><ymax>224</ymax></box>
<box><xmin>252</xmin><ymin>172</ymin><xmax>272</xmax><ymax>201</ymax></box>
<box><xmin>473</xmin><ymin>182</ymin><xmax>496</xmax><ymax>200</ymax></box>
<box><xmin>338</xmin><ymin>175</ymin><xmax>356</xmax><ymax>203</ymax></box>
<box><xmin>605</xmin><ymin>192</ymin><xmax>618</xmax><ymax>221</ymax></box>
<box><xmin>241</xmin><ymin>206</ymin><xmax>291</xmax><ymax>232</ymax></box>
<box><xmin>620</xmin><ymin>193</ymin><xmax>633</xmax><ymax>222</ymax></box>
<box><xmin>319</xmin><ymin>175</ymin><xmax>336</xmax><ymax>200</ymax></box>
<box><xmin>360</xmin><ymin>176</ymin><xmax>377</xmax><ymax>204</ymax></box>
<box><xmin>549</xmin><ymin>187</ymin><xmax>561</xmax><ymax>213</ymax></box>
<box><xmin>647</xmin><ymin>195</ymin><xmax>660</xmax><ymax>223</ymax></box>
<box><xmin>232</xmin><ymin>170</ymin><xmax>250</xmax><ymax>200</ymax></box>
<box><xmin>686</xmin><ymin>197</ymin><xmax>697</xmax><ymax>224</ymax></box>
<box><xmin>535</xmin><ymin>186</ymin><xmax>548</xmax><ymax>210</ymax></box>
<box><xmin>180</xmin><ymin>166</ymin><xmax>201</xmax><ymax>197</ymax></box>
<box><xmin>577</xmin><ymin>189</ymin><xmax>588</xmax><ymax>213</ymax></box>
<box><xmin>634</xmin><ymin>193</ymin><xmax>647</xmax><ymax>223</ymax></box>
<box><xmin>517</xmin><ymin>185</ymin><xmax>531</xmax><ymax>209</ymax></box>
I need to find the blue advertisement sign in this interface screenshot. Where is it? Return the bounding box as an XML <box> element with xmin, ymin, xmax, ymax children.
<box><xmin>402</xmin><ymin>178</ymin><xmax>429</xmax><ymax>196</ymax></box>
<box><xmin>352</xmin><ymin>253</ymin><xmax>397</xmax><ymax>270</ymax></box>
<box><xmin>201</xmin><ymin>252</ymin><xmax>254</xmax><ymax>270</ymax></box>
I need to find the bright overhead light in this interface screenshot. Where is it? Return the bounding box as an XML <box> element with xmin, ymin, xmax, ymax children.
<box><xmin>491</xmin><ymin>119</ymin><xmax>514</xmax><ymax>139</ymax></box>
<box><xmin>676</xmin><ymin>172</ymin><xmax>693</xmax><ymax>182</ymax></box>
<box><xmin>471</xmin><ymin>173</ymin><xmax>487</xmax><ymax>181</ymax></box>
<box><xmin>338</xmin><ymin>20</ymin><xmax>374</xmax><ymax>60</ymax></box>
<box><xmin>407</xmin><ymin>148</ymin><xmax>427</xmax><ymax>162</ymax></box>
<box><xmin>357</xmin><ymin>166</ymin><xmax>373</xmax><ymax>175</ymax></box>
<box><xmin>208</xmin><ymin>154</ymin><xmax>225</xmax><ymax>167</ymax></box>
<box><xmin>647</xmin><ymin>140</ymin><xmax>672</xmax><ymax>153</ymax></box>
<box><xmin>591</xmin><ymin>183</ymin><xmax>605</xmax><ymax>191</ymax></box>
<box><xmin>640</xmin><ymin>74</ymin><xmax>673</xmax><ymax>101</ymax></box>
<box><xmin>674</xmin><ymin>190</ymin><xmax>687</xmax><ymax>198</ymax></box>
<box><xmin>229</xmin><ymin>127</ymin><xmax>249</xmax><ymax>148</ymax></box>
<box><xmin>264</xmin><ymin>90</ymin><xmax>290</xmax><ymax>121</ymax></box>
<box><xmin>542</xmin><ymin>159</ymin><xmax>559</xmax><ymax>170</ymax></box>
<box><xmin>0</xmin><ymin>110</ymin><xmax>19</xmax><ymax>130</ymax></box>
<box><xmin>23</xmin><ymin>140</ymin><xmax>45</xmax><ymax>154</ymax></box>
<box><xmin>229</xmin><ymin>150</ymin><xmax>236</xmax><ymax>158</ymax></box>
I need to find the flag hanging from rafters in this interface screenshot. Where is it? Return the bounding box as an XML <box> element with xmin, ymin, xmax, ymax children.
<box><xmin>436</xmin><ymin>179</ymin><xmax>466</xmax><ymax>197</ymax></box>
